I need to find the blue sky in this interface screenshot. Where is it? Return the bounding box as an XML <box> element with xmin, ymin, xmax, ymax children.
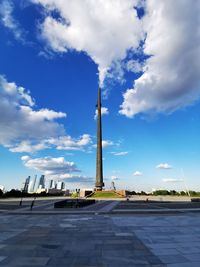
<box><xmin>0</xmin><ymin>0</ymin><xmax>200</xmax><ymax>191</ymax></box>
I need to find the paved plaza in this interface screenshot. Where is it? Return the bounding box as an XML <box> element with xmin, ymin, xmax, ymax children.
<box><xmin>0</xmin><ymin>199</ymin><xmax>200</xmax><ymax>266</ymax></box>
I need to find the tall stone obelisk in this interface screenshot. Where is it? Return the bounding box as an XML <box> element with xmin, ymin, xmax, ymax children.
<box><xmin>95</xmin><ymin>88</ymin><xmax>104</xmax><ymax>191</ymax></box>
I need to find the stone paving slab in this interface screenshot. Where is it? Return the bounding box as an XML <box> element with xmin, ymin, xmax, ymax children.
<box><xmin>0</xmin><ymin>214</ymin><xmax>165</xmax><ymax>267</ymax></box>
<box><xmin>1</xmin><ymin>212</ymin><xmax>200</xmax><ymax>266</ymax></box>
<box><xmin>0</xmin><ymin>258</ymin><xmax>6</xmax><ymax>263</ymax></box>
<box><xmin>112</xmin><ymin>214</ymin><xmax>200</xmax><ymax>266</ymax></box>
<box><xmin>2</xmin><ymin>257</ymin><xmax>50</xmax><ymax>266</ymax></box>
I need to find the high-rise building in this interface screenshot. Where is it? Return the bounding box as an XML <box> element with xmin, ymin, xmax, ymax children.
<box><xmin>56</xmin><ymin>181</ymin><xmax>62</xmax><ymax>190</ymax></box>
<box><xmin>28</xmin><ymin>175</ymin><xmax>37</xmax><ymax>193</ymax></box>
<box><xmin>61</xmin><ymin>182</ymin><xmax>65</xmax><ymax>190</ymax></box>
<box><xmin>23</xmin><ymin>176</ymin><xmax>30</xmax><ymax>192</ymax></box>
<box><xmin>32</xmin><ymin>175</ymin><xmax>37</xmax><ymax>192</ymax></box>
<box><xmin>38</xmin><ymin>175</ymin><xmax>45</xmax><ymax>189</ymax></box>
<box><xmin>49</xmin><ymin>179</ymin><xmax>55</xmax><ymax>189</ymax></box>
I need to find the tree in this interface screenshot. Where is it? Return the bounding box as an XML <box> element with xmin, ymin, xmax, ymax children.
<box><xmin>153</xmin><ymin>190</ymin><xmax>170</xmax><ymax>196</ymax></box>
<box><xmin>180</xmin><ymin>191</ymin><xmax>186</xmax><ymax>196</ymax></box>
<box><xmin>170</xmin><ymin>190</ymin><xmax>177</xmax><ymax>196</ymax></box>
<box><xmin>4</xmin><ymin>189</ymin><xmax>22</xmax><ymax>198</ymax></box>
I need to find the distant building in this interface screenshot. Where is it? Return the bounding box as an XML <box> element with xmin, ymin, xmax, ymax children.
<box><xmin>38</xmin><ymin>175</ymin><xmax>45</xmax><ymax>189</ymax></box>
<box><xmin>32</xmin><ymin>175</ymin><xmax>37</xmax><ymax>191</ymax></box>
<box><xmin>56</xmin><ymin>181</ymin><xmax>65</xmax><ymax>190</ymax></box>
<box><xmin>28</xmin><ymin>180</ymin><xmax>33</xmax><ymax>193</ymax></box>
<box><xmin>23</xmin><ymin>176</ymin><xmax>30</xmax><ymax>192</ymax></box>
<box><xmin>36</xmin><ymin>187</ymin><xmax>46</xmax><ymax>194</ymax></box>
<box><xmin>49</xmin><ymin>179</ymin><xmax>55</xmax><ymax>189</ymax></box>
<box><xmin>28</xmin><ymin>175</ymin><xmax>37</xmax><ymax>193</ymax></box>
<box><xmin>48</xmin><ymin>188</ymin><xmax>63</xmax><ymax>195</ymax></box>
<box><xmin>61</xmin><ymin>182</ymin><xmax>65</xmax><ymax>190</ymax></box>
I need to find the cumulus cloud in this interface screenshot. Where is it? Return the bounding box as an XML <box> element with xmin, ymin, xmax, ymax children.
<box><xmin>94</xmin><ymin>107</ymin><xmax>109</xmax><ymax>120</ymax></box>
<box><xmin>9</xmin><ymin>141</ymin><xmax>49</xmax><ymax>153</ymax></box>
<box><xmin>0</xmin><ymin>75</ymin><xmax>67</xmax><ymax>151</ymax></box>
<box><xmin>111</xmin><ymin>151</ymin><xmax>128</xmax><ymax>156</ymax></box>
<box><xmin>0</xmin><ymin>75</ymin><xmax>92</xmax><ymax>153</ymax></box>
<box><xmin>48</xmin><ymin>134</ymin><xmax>92</xmax><ymax>151</ymax></box>
<box><xmin>162</xmin><ymin>178</ymin><xmax>183</xmax><ymax>183</ymax></box>
<box><xmin>0</xmin><ymin>0</ymin><xmax>25</xmax><ymax>41</ymax></box>
<box><xmin>32</xmin><ymin>0</ymin><xmax>143</xmax><ymax>85</ymax></box>
<box><xmin>126</xmin><ymin>59</ymin><xmax>143</xmax><ymax>73</ymax></box>
<box><xmin>63</xmin><ymin>175</ymin><xmax>94</xmax><ymax>184</ymax></box>
<box><xmin>9</xmin><ymin>134</ymin><xmax>92</xmax><ymax>153</ymax></box>
<box><xmin>111</xmin><ymin>175</ymin><xmax>119</xmax><ymax>181</ymax></box>
<box><xmin>21</xmin><ymin>156</ymin><xmax>80</xmax><ymax>179</ymax></box>
<box><xmin>21</xmin><ymin>156</ymin><xmax>93</xmax><ymax>184</ymax></box>
<box><xmin>102</xmin><ymin>140</ymin><xmax>113</xmax><ymax>148</ymax></box>
<box><xmin>120</xmin><ymin>0</ymin><xmax>200</xmax><ymax>117</ymax></box>
<box><xmin>31</xmin><ymin>0</ymin><xmax>200</xmax><ymax>116</ymax></box>
<box><xmin>93</xmin><ymin>139</ymin><xmax>113</xmax><ymax>149</ymax></box>
<box><xmin>156</xmin><ymin>163</ymin><xmax>172</xmax><ymax>170</ymax></box>
<box><xmin>133</xmin><ymin>171</ymin><xmax>143</xmax><ymax>176</ymax></box>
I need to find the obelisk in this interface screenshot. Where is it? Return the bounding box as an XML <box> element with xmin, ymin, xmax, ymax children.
<box><xmin>95</xmin><ymin>88</ymin><xmax>104</xmax><ymax>191</ymax></box>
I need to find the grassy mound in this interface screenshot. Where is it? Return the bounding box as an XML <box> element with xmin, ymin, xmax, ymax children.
<box><xmin>91</xmin><ymin>191</ymin><xmax>122</xmax><ymax>198</ymax></box>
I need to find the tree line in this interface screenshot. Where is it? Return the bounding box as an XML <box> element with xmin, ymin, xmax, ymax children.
<box><xmin>127</xmin><ymin>190</ymin><xmax>200</xmax><ymax>196</ymax></box>
<box><xmin>0</xmin><ymin>189</ymin><xmax>64</xmax><ymax>198</ymax></box>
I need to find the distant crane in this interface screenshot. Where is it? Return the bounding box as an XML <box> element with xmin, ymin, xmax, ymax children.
<box><xmin>181</xmin><ymin>169</ymin><xmax>191</xmax><ymax>197</ymax></box>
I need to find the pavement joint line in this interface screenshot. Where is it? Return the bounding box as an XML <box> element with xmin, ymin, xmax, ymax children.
<box><xmin>112</xmin><ymin>208</ymin><xmax>200</xmax><ymax>212</ymax></box>
<box><xmin>81</xmin><ymin>200</ymin><xmax>107</xmax><ymax>210</ymax></box>
<box><xmin>14</xmin><ymin>200</ymin><xmax>57</xmax><ymax>211</ymax></box>
<box><xmin>2</xmin><ymin>210</ymin><xmax>200</xmax><ymax>216</ymax></box>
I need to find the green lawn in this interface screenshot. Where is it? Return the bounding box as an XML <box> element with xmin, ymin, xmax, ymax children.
<box><xmin>91</xmin><ymin>191</ymin><xmax>121</xmax><ymax>198</ymax></box>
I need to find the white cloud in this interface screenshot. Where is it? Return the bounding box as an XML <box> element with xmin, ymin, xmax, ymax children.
<box><xmin>94</xmin><ymin>107</ymin><xmax>109</xmax><ymax>120</ymax></box>
<box><xmin>133</xmin><ymin>171</ymin><xmax>142</xmax><ymax>176</ymax></box>
<box><xmin>27</xmin><ymin>108</ymin><xmax>66</xmax><ymax>120</ymax></box>
<box><xmin>0</xmin><ymin>0</ymin><xmax>24</xmax><ymax>41</ymax></box>
<box><xmin>111</xmin><ymin>151</ymin><xmax>128</xmax><ymax>156</ymax></box>
<box><xmin>102</xmin><ymin>140</ymin><xmax>113</xmax><ymax>148</ymax></box>
<box><xmin>32</xmin><ymin>0</ymin><xmax>143</xmax><ymax>85</ymax></box>
<box><xmin>21</xmin><ymin>155</ymin><xmax>30</xmax><ymax>161</ymax></box>
<box><xmin>48</xmin><ymin>134</ymin><xmax>92</xmax><ymax>151</ymax></box>
<box><xmin>156</xmin><ymin>163</ymin><xmax>172</xmax><ymax>170</ymax></box>
<box><xmin>93</xmin><ymin>139</ymin><xmax>113</xmax><ymax>149</ymax></box>
<box><xmin>162</xmin><ymin>178</ymin><xmax>183</xmax><ymax>183</ymax></box>
<box><xmin>9</xmin><ymin>134</ymin><xmax>92</xmax><ymax>153</ymax></box>
<box><xmin>0</xmin><ymin>74</ymin><xmax>67</xmax><ymax>151</ymax></box>
<box><xmin>31</xmin><ymin>0</ymin><xmax>200</xmax><ymax>116</ymax></box>
<box><xmin>126</xmin><ymin>59</ymin><xmax>143</xmax><ymax>73</ymax></box>
<box><xmin>21</xmin><ymin>156</ymin><xmax>93</xmax><ymax>184</ymax></box>
<box><xmin>63</xmin><ymin>175</ymin><xmax>94</xmax><ymax>184</ymax></box>
<box><xmin>21</xmin><ymin>156</ymin><xmax>80</xmax><ymax>179</ymax></box>
<box><xmin>111</xmin><ymin>175</ymin><xmax>119</xmax><ymax>181</ymax></box>
<box><xmin>9</xmin><ymin>141</ymin><xmax>49</xmax><ymax>153</ymax></box>
<box><xmin>120</xmin><ymin>0</ymin><xmax>200</xmax><ymax>117</ymax></box>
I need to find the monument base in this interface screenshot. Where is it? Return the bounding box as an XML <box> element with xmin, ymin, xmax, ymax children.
<box><xmin>90</xmin><ymin>190</ymin><xmax>127</xmax><ymax>198</ymax></box>
<box><xmin>95</xmin><ymin>188</ymin><xmax>103</xmax><ymax>192</ymax></box>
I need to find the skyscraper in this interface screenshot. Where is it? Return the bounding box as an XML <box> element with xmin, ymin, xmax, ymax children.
<box><xmin>38</xmin><ymin>175</ymin><xmax>45</xmax><ymax>189</ymax></box>
<box><xmin>28</xmin><ymin>175</ymin><xmax>37</xmax><ymax>193</ymax></box>
<box><xmin>23</xmin><ymin>176</ymin><xmax>30</xmax><ymax>192</ymax></box>
<box><xmin>49</xmin><ymin>179</ymin><xmax>54</xmax><ymax>189</ymax></box>
<box><xmin>32</xmin><ymin>175</ymin><xmax>37</xmax><ymax>192</ymax></box>
<box><xmin>95</xmin><ymin>88</ymin><xmax>104</xmax><ymax>191</ymax></box>
<box><xmin>61</xmin><ymin>182</ymin><xmax>65</xmax><ymax>190</ymax></box>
